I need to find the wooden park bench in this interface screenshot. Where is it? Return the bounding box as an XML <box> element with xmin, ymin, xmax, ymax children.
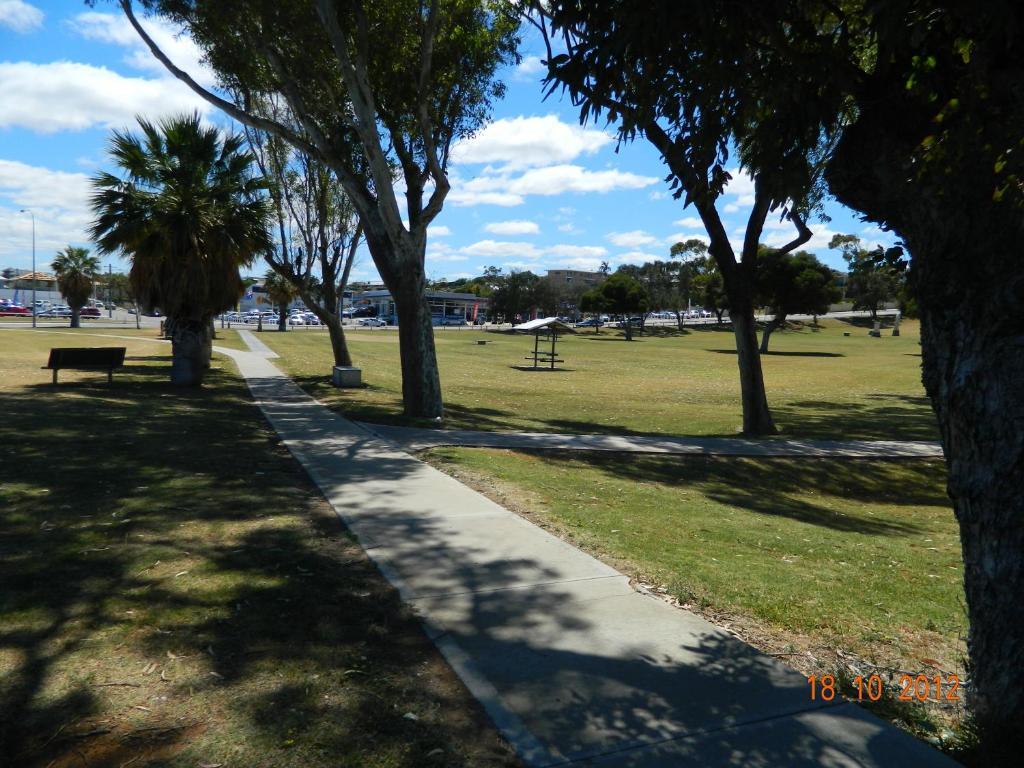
<box><xmin>43</xmin><ymin>347</ymin><xmax>127</xmax><ymax>384</ymax></box>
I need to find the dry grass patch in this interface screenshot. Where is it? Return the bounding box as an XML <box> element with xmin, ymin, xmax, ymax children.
<box><xmin>0</xmin><ymin>329</ymin><xmax>518</xmax><ymax>768</ymax></box>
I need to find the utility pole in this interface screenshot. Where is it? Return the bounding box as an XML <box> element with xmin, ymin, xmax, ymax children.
<box><xmin>108</xmin><ymin>263</ymin><xmax>113</xmax><ymax>318</ymax></box>
<box><xmin>19</xmin><ymin>209</ymin><xmax>35</xmax><ymax>328</ymax></box>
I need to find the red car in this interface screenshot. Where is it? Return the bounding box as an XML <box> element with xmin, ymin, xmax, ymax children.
<box><xmin>0</xmin><ymin>304</ymin><xmax>31</xmax><ymax>317</ymax></box>
<box><xmin>80</xmin><ymin>306</ymin><xmax>102</xmax><ymax>318</ymax></box>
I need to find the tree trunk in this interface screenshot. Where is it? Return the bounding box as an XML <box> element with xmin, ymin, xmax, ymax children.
<box><xmin>278</xmin><ymin>301</ymin><xmax>287</xmax><ymax>332</ymax></box>
<box><xmin>393</xmin><ymin>285</ymin><xmax>443</xmax><ymax>418</ymax></box>
<box><xmin>759</xmin><ymin>316</ymin><xmax>783</xmax><ymax>354</ymax></box>
<box><xmin>324</xmin><ymin>313</ymin><xmax>353</xmax><ymax>367</ymax></box>
<box><xmin>70</xmin><ymin>307</ymin><xmax>80</xmax><ymax>328</ymax></box>
<box><xmin>828</xmin><ymin>111</ymin><xmax>1024</xmax><ymax>762</ymax></box>
<box><xmin>731</xmin><ymin>305</ymin><xmax>777</xmax><ymax>435</ymax></box>
<box><xmin>167</xmin><ymin>316</ymin><xmax>213</xmax><ymax>386</ymax></box>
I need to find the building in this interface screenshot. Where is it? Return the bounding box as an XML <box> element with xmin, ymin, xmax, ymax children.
<box><xmin>5</xmin><ymin>270</ymin><xmax>59</xmax><ymax>291</ymax></box>
<box><xmin>352</xmin><ymin>289</ymin><xmax>488</xmax><ymax>324</ymax></box>
<box><xmin>545</xmin><ymin>269</ymin><xmax>605</xmax><ymax>287</ymax></box>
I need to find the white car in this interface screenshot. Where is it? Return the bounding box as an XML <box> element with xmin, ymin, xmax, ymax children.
<box><xmin>288</xmin><ymin>314</ymin><xmax>306</xmax><ymax>326</ymax></box>
<box><xmin>359</xmin><ymin>317</ymin><xmax>387</xmax><ymax>327</ymax></box>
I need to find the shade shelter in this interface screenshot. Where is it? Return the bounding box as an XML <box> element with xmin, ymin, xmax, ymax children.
<box><xmin>512</xmin><ymin>317</ymin><xmax>576</xmax><ymax>370</ymax></box>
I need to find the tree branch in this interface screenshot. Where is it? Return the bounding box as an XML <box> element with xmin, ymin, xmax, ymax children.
<box><xmin>773</xmin><ymin>210</ymin><xmax>813</xmax><ymax>256</ymax></box>
<box><xmin>119</xmin><ymin>0</ymin><xmax>316</xmax><ymax>158</ymax></box>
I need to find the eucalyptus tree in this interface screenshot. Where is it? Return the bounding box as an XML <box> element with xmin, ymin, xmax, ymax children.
<box><xmin>755</xmin><ymin>249</ymin><xmax>839</xmax><ymax>352</ymax></box>
<box><xmin>51</xmin><ymin>246</ymin><xmax>100</xmax><ymax>328</ymax></box>
<box><xmin>116</xmin><ymin>0</ymin><xmax>519</xmax><ymax>417</ymax></box>
<box><xmin>527</xmin><ymin>1</ymin><xmax>829</xmax><ymax>434</ymax></box>
<box><xmin>90</xmin><ymin>114</ymin><xmax>272</xmax><ymax>385</ymax></box>
<box><xmin>243</xmin><ymin>96</ymin><xmax>362</xmax><ymax>365</ymax></box>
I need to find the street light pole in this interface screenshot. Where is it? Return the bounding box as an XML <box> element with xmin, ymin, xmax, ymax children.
<box><xmin>108</xmin><ymin>263</ymin><xmax>113</xmax><ymax>318</ymax></box>
<box><xmin>19</xmin><ymin>209</ymin><xmax>35</xmax><ymax>328</ymax></box>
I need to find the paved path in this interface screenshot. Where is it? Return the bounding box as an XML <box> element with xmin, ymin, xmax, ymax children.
<box><xmin>357</xmin><ymin>422</ymin><xmax>944</xmax><ymax>459</ymax></box>
<box><xmin>218</xmin><ymin>339</ymin><xmax>955</xmax><ymax>767</ymax></box>
<box><xmin>236</xmin><ymin>328</ymin><xmax>279</xmax><ymax>358</ymax></box>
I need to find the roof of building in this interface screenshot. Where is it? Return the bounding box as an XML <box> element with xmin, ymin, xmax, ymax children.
<box><xmin>9</xmin><ymin>271</ymin><xmax>57</xmax><ymax>282</ymax></box>
<box><xmin>355</xmin><ymin>289</ymin><xmax>485</xmax><ymax>302</ymax></box>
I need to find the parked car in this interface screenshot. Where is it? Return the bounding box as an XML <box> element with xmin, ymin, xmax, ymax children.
<box><xmin>80</xmin><ymin>306</ymin><xmax>102</xmax><ymax>318</ymax></box>
<box><xmin>288</xmin><ymin>314</ymin><xmax>306</xmax><ymax>326</ymax></box>
<box><xmin>0</xmin><ymin>303</ymin><xmax>31</xmax><ymax>316</ymax></box>
<box><xmin>576</xmin><ymin>318</ymin><xmax>604</xmax><ymax>327</ymax></box>
<box><xmin>358</xmin><ymin>317</ymin><xmax>388</xmax><ymax>327</ymax></box>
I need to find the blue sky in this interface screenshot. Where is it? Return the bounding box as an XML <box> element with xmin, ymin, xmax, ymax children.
<box><xmin>0</xmin><ymin>1</ymin><xmax>893</xmax><ymax>282</ymax></box>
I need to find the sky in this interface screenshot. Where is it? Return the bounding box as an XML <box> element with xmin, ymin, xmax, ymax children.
<box><xmin>0</xmin><ymin>1</ymin><xmax>894</xmax><ymax>283</ymax></box>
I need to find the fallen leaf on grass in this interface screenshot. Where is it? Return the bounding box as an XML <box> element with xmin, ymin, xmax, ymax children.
<box><xmin>132</xmin><ymin>705</ymin><xmax>152</xmax><ymax>712</ymax></box>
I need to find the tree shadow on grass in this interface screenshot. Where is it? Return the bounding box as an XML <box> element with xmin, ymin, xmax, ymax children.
<box><xmin>527</xmin><ymin>451</ymin><xmax>946</xmax><ymax>537</ymax></box>
<box><xmin>772</xmin><ymin>395</ymin><xmax>939</xmax><ymax>441</ymax></box>
<box><xmin>0</xmin><ymin>359</ymin><xmax>518</xmax><ymax>768</ymax></box>
<box><xmin>707</xmin><ymin>349</ymin><xmax>846</xmax><ymax>358</ymax></box>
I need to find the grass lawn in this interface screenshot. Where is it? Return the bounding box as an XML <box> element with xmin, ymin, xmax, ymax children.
<box><xmin>258</xmin><ymin>318</ymin><xmax>937</xmax><ymax>440</ymax></box>
<box><xmin>423</xmin><ymin>447</ymin><xmax>967</xmax><ymax>738</ymax></box>
<box><xmin>0</xmin><ymin>328</ymin><xmax>517</xmax><ymax>768</ymax></box>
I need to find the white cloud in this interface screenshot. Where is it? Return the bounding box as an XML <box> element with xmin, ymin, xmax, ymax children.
<box><xmin>451</xmin><ymin>115</ymin><xmax>612</xmax><ymax>171</ymax></box>
<box><xmin>673</xmin><ymin>216</ymin><xmax>703</xmax><ymax>229</ymax></box>
<box><xmin>448</xmin><ymin>188</ymin><xmax>524</xmax><ymax>207</ymax></box>
<box><xmin>0</xmin><ymin>160</ymin><xmax>95</xmax><ymax>264</ymax></box>
<box><xmin>723</xmin><ymin>203</ymin><xmax>740</xmax><ymax>214</ymax></box>
<box><xmin>558</xmin><ymin>223</ymin><xmax>578</xmax><ymax>233</ymax></box>
<box><xmin>0</xmin><ymin>61</ymin><xmax>212</xmax><ymax>133</ymax></box>
<box><xmin>512</xmin><ymin>55</ymin><xmax>546</xmax><ymax>81</ymax></box>
<box><xmin>71</xmin><ymin>11</ymin><xmax>217</xmax><ymax>88</ymax></box>
<box><xmin>484</xmin><ymin>219</ymin><xmax>540</xmax><ymax>236</ymax></box>
<box><xmin>506</xmin><ymin>165</ymin><xmax>656</xmax><ymax>196</ymax></box>
<box><xmin>722</xmin><ymin>167</ymin><xmax>756</xmax><ymax>207</ymax></box>
<box><xmin>607</xmin><ymin>229</ymin><xmax>658</xmax><ymax>248</ymax></box>
<box><xmin>449</xmin><ymin>164</ymin><xmax>657</xmax><ymax>207</ymax></box>
<box><xmin>648</xmin><ymin>190</ymin><xmax>668</xmax><ymax>201</ymax></box>
<box><xmin>545</xmin><ymin>244</ymin><xmax>608</xmax><ymax>259</ymax></box>
<box><xmin>0</xmin><ymin>0</ymin><xmax>42</xmax><ymax>33</ymax></box>
<box><xmin>461</xmin><ymin>240</ymin><xmax>543</xmax><ymax>259</ymax></box>
<box><xmin>429</xmin><ymin>225</ymin><xmax>452</xmax><ymax>237</ymax></box>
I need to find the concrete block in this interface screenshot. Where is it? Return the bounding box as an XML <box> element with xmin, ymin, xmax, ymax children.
<box><xmin>332</xmin><ymin>365</ymin><xmax>362</xmax><ymax>387</ymax></box>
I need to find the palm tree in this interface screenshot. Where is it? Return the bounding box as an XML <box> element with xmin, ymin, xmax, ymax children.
<box><xmin>263</xmin><ymin>269</ymin><xmax>298</xmax><ymax>332</ymax></box>
<box><xmin>51</xmin><ymin>246</ymin><xmax>100</xmax><ymax>328</ymax></box>
<box><xmin>90</xmin><ymin>113</ymin><xmax>271</xmax><ymax>385</ymax></box>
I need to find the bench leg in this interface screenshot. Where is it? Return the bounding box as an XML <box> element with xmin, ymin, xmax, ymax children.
<box><xmin>53</xmin><ymin>369</ymin><xmax>58</xmax><ymax>385</ymax></box>
<box><xmin>108</xmin><ymin>369</ymin><xmax>113</xmax><ymax>384</ymax></box>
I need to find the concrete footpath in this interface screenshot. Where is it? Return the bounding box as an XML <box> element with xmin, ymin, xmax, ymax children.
<box><xmin>358</xmin><ymin>422</ymin><xmax>944</xmax><ymax>458</ymax></box>
<box><xmin>219</xmin><ymin>343</ymin><xmax>956</xmax><ymax>767</ymax></box>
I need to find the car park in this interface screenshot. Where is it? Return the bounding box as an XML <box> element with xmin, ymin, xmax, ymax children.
<box><xmin>0</xmin><ymin>303</ymin><xmax>31</xmax><ymax>316</ymax></box>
